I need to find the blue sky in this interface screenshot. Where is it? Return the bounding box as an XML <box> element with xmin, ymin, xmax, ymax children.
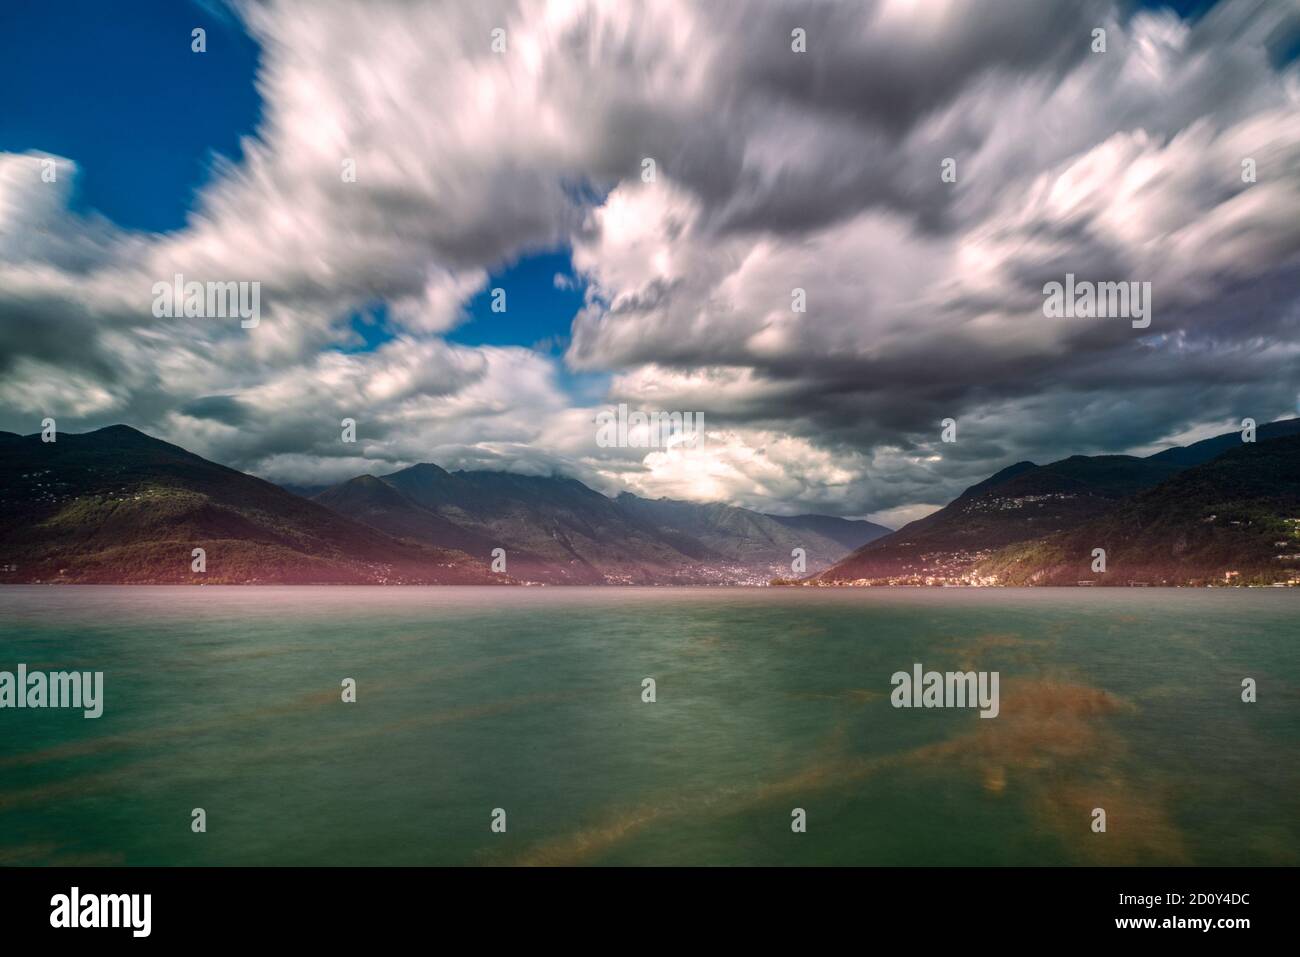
<box><xmin>340</xmin><ymin>248</ymin><xmax>608</xmax><ymax>402</ymax></box>
<box><xmin>451</xmin><ymin>249</ymin><xmax>584</xmax><ymax>351</ymax></box>
<box><xmin>340</xmin><ymin>251</ymin><xmax>584</xmax><ymax>351</ymax></box>
<box><xmin>0</xmin><ymin>0</ymin><xmax>261</xmax><ymax>233</ymax></box>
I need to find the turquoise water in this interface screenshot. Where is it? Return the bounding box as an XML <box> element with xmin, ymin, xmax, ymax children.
<box><xmin>0</xmin><ymin>586</ymin><xmax>1296</xmax><ymax>866</ymax></box>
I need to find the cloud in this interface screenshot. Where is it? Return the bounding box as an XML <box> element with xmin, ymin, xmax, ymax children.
<box><xmin>1</xmin><ymin>0</ymin><xmax>1298</xmax><ymax>518</ymax></box>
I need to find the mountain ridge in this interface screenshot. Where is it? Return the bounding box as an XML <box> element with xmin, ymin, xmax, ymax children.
<box><xmin>817</xmin><ymin>418</ymin><xmax>1300</xmax><ymax>586</ymax></box>
<box><xmin>0</xmin><ymin>425</ymin><xmax>495</xmax><ymax>584</ymax></box>
<box><xmin>975</xmin><ymin>435</ymin><xmax>1300</xmax><ymax>586</ymax></box>
<box><xmin>314</xmin><ymin>466</ymin><xmax>888</xmax><ymax>583</ymax></box>
<box><xmin>4</xmin><ymin>420</ymin><xmax>1296</xmax><ymax>585</ymax></box>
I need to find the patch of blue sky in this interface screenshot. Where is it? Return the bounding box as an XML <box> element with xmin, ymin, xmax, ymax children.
<box><xmin>0</xmin><ymin>0</ymin><xmax>262</xmax><ymax>234</ymax></box>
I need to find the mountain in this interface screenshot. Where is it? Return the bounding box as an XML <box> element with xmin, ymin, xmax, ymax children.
<box><xmin>1145</xmin><ymin>418</ymin><xmax>1300</xmax><ymax>468</ymax></box>
<box><xmin>9</xmin><ymin>419</ymin><xmax>1291</xmax><ymax>587</ymax></box>
<box><xmin>763</xmin><ymin>513</ymin><xmax>891</xmax><ymax>551</ymax></box>
<box><xmin>313</xmin><ymin>473</ymin><xmax>497</xmax><ymax>557</ymax></box>
<box><xmin>311</xmin><ymin>470</ymin><xmax>889</xmax><ymax>584</ymax></box>
<box><xmin>976</xmin><ymin>435</ymin><xmax>1300</xmax><ymax>586</ymax></box>
<box><xmin>817</xmin><ymin>419</ymin><xmax>1300</xmax><ymax>586</ymax></box>
<box><xmin>372</xmin><ymin>465</ymin><xmax>711</xmax><ymax>583</ymax></box>
<box><xmin>614</xmin><ymin>495</ymin><xmax>886</xmax><ymax>575</ymax></box>
<box><xmin>817</xmin><ymin>454</ymin><xmax>1184</xmax><ymax>584</ymax></box>
<box><xmin>0</xmin><ymin>426</ymin><xmax>494</xmax><ymax>584</ymax></box>
<box><xmin>280</xmin><ymin>482</ymin><xmax>331</xmax><ymax>499</ymax></box>
<box><xmin>0</xmin><ymin>424</ymin><xmax>888</xmax><ymax>586</ymax></box>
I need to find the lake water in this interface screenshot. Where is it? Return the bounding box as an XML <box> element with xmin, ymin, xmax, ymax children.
<box><xmin>0</xmin><ymin>586</ymin><xmax>1296</xmax><ymax>866</ymax></box>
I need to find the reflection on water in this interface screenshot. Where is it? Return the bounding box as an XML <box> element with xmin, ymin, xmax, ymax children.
<box><xmin>0</xmin><ymin>586</ymin><xmax>1296</xmax><ymax>865</ymax></box>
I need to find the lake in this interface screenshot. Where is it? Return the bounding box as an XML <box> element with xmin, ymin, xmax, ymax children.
<box><xmin>1</xmin><ymin>586</ymin><xmax>1296</xmax><ymax>865</ymax></box>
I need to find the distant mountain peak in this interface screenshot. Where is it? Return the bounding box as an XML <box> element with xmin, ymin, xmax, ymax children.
<box><xmin>22</xmin><ymin>423</ymin><xmax>155</xmax><ymax>443</ymax></box>
<box><xmin>956</xmin><ymin>460</ymin><xmax>1038</xmax><ymax>499</ymax></box>
<box><xmin>385</xmin><ymin>462</ymin><xmax>452</xmax><ymax>479</ymax></box>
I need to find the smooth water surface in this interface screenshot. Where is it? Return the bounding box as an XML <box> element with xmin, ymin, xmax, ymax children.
<box><xmin>0</xmin><ymin>586</ymin><xmax>1296</xmax><ymax>865</ymax></box>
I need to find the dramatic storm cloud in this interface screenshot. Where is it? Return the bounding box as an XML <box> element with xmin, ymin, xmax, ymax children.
<box><xmin>1</xmin><ymin>0</ymin><xmax>1298</xmax><ymax>520</ymax></box>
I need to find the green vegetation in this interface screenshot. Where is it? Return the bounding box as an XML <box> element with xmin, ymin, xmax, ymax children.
<box><xmin>0</xmin><ymin>426</ymin><xmax>493</xmax><ymax>584</ymax></box>
<box><xmin>977</xmin><ymin>437</ymin><xmax>1300</xmax><ymax>585</ymax></box>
